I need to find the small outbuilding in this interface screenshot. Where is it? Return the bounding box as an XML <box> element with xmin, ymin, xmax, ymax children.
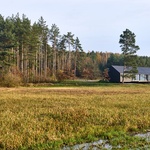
<box><xmin>109</xmin><ymin>65</ymin><xmax>150</xmax><ymax>83</ymax></box>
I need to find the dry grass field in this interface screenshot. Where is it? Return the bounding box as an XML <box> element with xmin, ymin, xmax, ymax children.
<box><xmin>0</xmin><ymin>84</ymin><xmax>150</xmax><ymax>149</ymax></box>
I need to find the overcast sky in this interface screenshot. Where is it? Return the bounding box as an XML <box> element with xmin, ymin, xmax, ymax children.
<box><xmin>1</xmin><ymin>0</ymin><xmax>150</xmax><ymax>56</ymax></box>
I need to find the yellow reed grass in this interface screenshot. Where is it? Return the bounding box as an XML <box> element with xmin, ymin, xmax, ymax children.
<box><xmin>0</xmin><ymin>85</ymin><xmax>150</xmax><ymax>149</ymax></box>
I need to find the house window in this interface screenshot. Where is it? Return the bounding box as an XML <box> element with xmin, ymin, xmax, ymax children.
<box><xmin>139</xmin><ymin>74</ymin><xmax>147</xmax><ymax>81</ymax></box>
<box><xmin>132</xmin><ymin>74</ymin><xmax>139</xmax><ymax>81</ymax></box>
<box><xmin>149</xmin><ymin>75</ymin><xmax>150</xmax><ymax>81</ymax></box>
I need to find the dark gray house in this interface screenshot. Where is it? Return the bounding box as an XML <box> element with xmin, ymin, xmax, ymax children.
<box><xmin>109</xmin><ymin>65</ymin><xmax>150</xmax><ymax>83</ymax></box>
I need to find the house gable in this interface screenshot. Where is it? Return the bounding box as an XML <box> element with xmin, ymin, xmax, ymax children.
<box><xmin>109</xmin><ymin>66</ymin><xmax>121</xmax><ymax>82</ymax></box>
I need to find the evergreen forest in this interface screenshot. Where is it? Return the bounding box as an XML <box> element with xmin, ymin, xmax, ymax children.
<box><xmin>0</xmin><ymin>14</ymin><xmax>150</xmax><ymax>85</ymax></box>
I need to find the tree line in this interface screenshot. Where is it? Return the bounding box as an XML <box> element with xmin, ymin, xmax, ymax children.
<box><xmin>0</xmin><ymin>14</ymin><xmax>150</xmax><ymax>85</ymax></box>
<box><xmin>107</xmin><ymin>54</ymin><xmax>150</xmax><ymax>68</ymax></box>
<box><xmin>0</xmin><ymin>14</ymin><xmax>109</xmax><ymax>84</ymax></box>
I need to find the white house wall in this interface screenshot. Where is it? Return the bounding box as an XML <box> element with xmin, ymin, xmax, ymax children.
<box><xmin>120</xmin><ymin>73</ymin><xmax>150</xmax><ymax>82</ymax></box>
<box><xmin>120</xmin><ymin>73</ymin><xmax>133</xmax><ymax>82</ymax></box>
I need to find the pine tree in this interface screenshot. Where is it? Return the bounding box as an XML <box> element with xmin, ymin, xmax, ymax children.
<box><xmin>64</xmin><ymin>32</ymin><xmax>74</xmax><ymax>73</ymax></box>
<box><xmin>0</xmin><ymin>15</ymin><xmax>15</xmax><ymax>72</ymax></box>
<box><xmin>37</xmin><ymin>17</ymin><xmax>49</xmax><ymax>80</ymax></box>
<box><xmin>49</xmin><ymin>24</ymin><xmax>60</xmax><ymax>77</ymax></box>
<box><xmin>119</xmin><ymin>29</ymin><xmax>140</xmax><ymax>83</ymax></box>
<box><xmin>74</xmin><ymin>37</ymin><xmax>83</xmax><ymax>77</ymax></box>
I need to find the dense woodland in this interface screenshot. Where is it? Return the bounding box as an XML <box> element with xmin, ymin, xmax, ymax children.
<box><xmin>0</xmin><ymin>14</ymin><xmax>150</xmax><ymax>85</ymax></box>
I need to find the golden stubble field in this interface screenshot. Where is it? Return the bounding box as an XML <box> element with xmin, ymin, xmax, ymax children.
<box><xmin>0</xmin><ymin>85</ymin><xmax>150</xmax><ymax>149</ymax></box>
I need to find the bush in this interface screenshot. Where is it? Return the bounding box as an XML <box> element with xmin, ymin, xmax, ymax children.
<box><xmin>56</xmin><ymin>70</ymin><xmax>69</xmax><ymax>82</ymax></box>
<box><xmin>0</xmin><ymin>72</ymin><xmax>22</xmax><ymax>87</ymax></box>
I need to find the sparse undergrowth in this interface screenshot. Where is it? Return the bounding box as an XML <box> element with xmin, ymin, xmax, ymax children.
<box><xmin>0</xmin><ymin>72</ymin><xmax>22</xmax><ymax>87</ymax></box>
<box><xmin>0</xmin><ymin>84</ymin><xmax>150</xmax><ymax>149</ymax></box>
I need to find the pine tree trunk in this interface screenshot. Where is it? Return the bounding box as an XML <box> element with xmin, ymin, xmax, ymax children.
<box><xmin>68</xmin><ymin>43</ymin><xmax>71</xmax><ymax>73</ymax></box>
<box><xmin>44</xmin><ymin>43</ymin><xmax>47</xmax><ymax>79</ymax></box>
<box><xmin>16</xmin><ymin>47</ymin><xmax>20</xmax><ymax>70</ymax></box>
<box><xmin>23</xmin><ymin>48</ymin><xmax>28</xmax><ymax>83</ymax></box>
<box><xmin>57</xmin><ymin>53</ymin><xmax>60</xmax><ymax>72</ymax></box>
<box><xmin>53</xmin><ymin>42</ymin><xmax>57</xmax><ymax>77</ymax></box>
<box><xmin>62</xmin><ymin>51</ymin><xmax>65</xmax><ymax>71</ymax></box>
<box><xmin>122</xmin><ymin>65</ymin><xmax>125</xmax><ymax>84</ymax></box>
<box><xmin>74</xmin><ymin>49</ymin><xmax>77</xmax><ymax>77</ymax></box>
<box><xmin>19</xmin><ymin>43</ymin><xmax>24</xmax><ymax>73</ymax></box>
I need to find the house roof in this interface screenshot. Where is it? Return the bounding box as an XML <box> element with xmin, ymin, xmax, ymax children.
<box><xmin>112</xmin><ymin>65</ymin><xmax>150</xmax><ymax>75</ymax></box>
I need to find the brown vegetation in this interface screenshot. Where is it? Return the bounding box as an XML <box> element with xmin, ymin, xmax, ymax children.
<box><xmin>0</xmin><ymin>85</ymin><xmax>150</xmax><ymax>149</ymax></box>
